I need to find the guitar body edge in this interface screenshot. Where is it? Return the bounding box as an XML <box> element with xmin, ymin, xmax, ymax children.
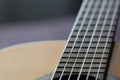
<box><xmin>0</xmin><ymin>41</ymin><xmax>120</xmax><ymax>80</ymax></box>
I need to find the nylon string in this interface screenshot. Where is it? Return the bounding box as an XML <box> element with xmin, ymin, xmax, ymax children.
<box><xmin>96</xmin><ymin>0</ymin><xmax>120</xmax><ymax>80</ymax></box>
<box><xmin>67</xmin><ymin>0</ymin><xmax>101</xmax><ymax>80</ymax></box>
<box><xmin>58</xmin><ymin>0</ymin><xmax>89</xmax><ymax>80</ymax></box>
<box><xmin>86</xmin><ymin>0</ymin><xmax>113</xmax><ymax>80</ymax></box>
<box><xmin>77</xmin><ymin>0</ymin><xmax>106</xmax><ymax>79</ymax></box>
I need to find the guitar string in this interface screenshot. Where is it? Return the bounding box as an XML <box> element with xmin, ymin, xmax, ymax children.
<box><xmin>67</xmin><ymin>0</ymin><xmax>101</xmax><ymax>80</ymax></box>
<box><xmin>96</xmin><ymin>0</ymin><xmax>120</xmax><ymax>80</ymax></box>
<box><xmin>50</xmin><ymin>0</ymin><xmax>119</xmax><ymax>79</ymax></box>
<box><xmin>76</xmin><ymin>0</ymin><xmax>106</xmax><ymax>79</ymax></box>
<box><xmin>50</xmin><ymin>0</ymin><xmax>89</xmax><ymax>80</ymax></box>
<box><xmin>58</xmin><ymin>0</ymin><xmax>90</xmax><ymax>80</ymax></box>
<box><xmin>86</xmin><ymin>0</ymin><xmax>112</xmax><ymax>79</ymax></box>
<box><xmin>58</xmin><ymin>0</ymin><xmax>89</xmax><ymax>80</ymax></box>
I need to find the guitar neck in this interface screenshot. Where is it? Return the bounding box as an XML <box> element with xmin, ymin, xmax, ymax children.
<box><xmin>51</xmin><ymin>0</ymin><xmax>120</xmax><ymax>80</ymax></box>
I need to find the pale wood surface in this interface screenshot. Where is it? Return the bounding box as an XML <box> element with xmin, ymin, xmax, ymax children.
<box><xmin>0</xmin><ymin>41</ymin><xmax>120</xmax><ymax>80</ymax></box>
<box><xmin>0</xmin><ymin>41</ymin><xmax>65</xmax><ymax>80</ymax></box>
<box><xmin>109</xmin><ymin>42</ymin><xmax>120</xmax><ymax>78</ymax></box>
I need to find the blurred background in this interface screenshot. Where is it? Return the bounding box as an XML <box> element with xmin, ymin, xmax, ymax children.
<box><xmin>0</xmin><ymin>0</ymin><xmax>83</xmax><ymax>48</ymax></box>
<box><xmin>0</xmin><ymin>0</ymin><xmax>82</xmax><ymax>22</ymax></box>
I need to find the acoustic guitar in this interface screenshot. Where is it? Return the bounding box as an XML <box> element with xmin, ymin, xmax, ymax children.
<box><xmin>0</xmin><ymin>0</ymin><xmax>120</xmax><ymax>80</ymax></box>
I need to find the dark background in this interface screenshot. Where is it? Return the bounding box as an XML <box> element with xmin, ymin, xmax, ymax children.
<box><xmin>0</xmin><ymin>0</ymin><xmax>83</xmax><ymax>22</ymax></box>
<box><xmin>1</xmin><ymin>0</ymin><xmax>119</xmax><ymax>49</ymax></box>
<box><xmin>0</xmin><ymin>0</ymin><xmax>83</xmax><ymax>49</ymax></box>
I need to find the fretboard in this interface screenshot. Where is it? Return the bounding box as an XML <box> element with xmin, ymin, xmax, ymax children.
<box><xmin>51</xmin><ymin>0</ymin><xmax>120</xmax><ymax>80</ymax></box>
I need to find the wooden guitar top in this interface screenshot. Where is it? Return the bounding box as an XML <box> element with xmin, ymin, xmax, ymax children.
<box><xmin>0</xmin><ymin>41</ymin><xmax>120</xmax><ymax>80</ymax></box>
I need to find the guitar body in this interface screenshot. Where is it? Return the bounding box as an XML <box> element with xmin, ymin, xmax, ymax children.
<box><xmin>0</xmin><ymin>41</ymin><xmax>120</xmax><ymax>80</ymax></box>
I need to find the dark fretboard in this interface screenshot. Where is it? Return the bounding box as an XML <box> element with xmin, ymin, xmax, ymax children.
<box><xmin>51</xmin><ymin>0</ymin><xmax>120</xmax><ymax>80</ymax></box>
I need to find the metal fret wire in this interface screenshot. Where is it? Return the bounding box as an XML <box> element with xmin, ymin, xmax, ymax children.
<box><xmin>77</xmin><ymin>0</ymin><xmax>106</xmax><ymax>79</ymax></box>
<box><xmin>58</xmin><ymin>0</ymin><xmax>90</xmax><ymax>80</ymax></box>
<box><xmin>51</xmin><ymin>0</ymin><xmax>119</xmax><ymax>80</ymax></box>
<box><xmin>86</xmin><ymin>0</ymin><xmax>113</xmax><ymax>80</ymax></box>
<box><xmin>67</xmin><ymin>0</ymin><xmax>101</xmax><ymax>80</ymax></box>
<box><xmin>50</xmin><ymin>0</ymin><xmax>88</xmax><ymax>80</ymax></box>
<box><xmin>96</xmin><ymin>0</ymin><xmax>120</xmax><ymax>80</ymax></box>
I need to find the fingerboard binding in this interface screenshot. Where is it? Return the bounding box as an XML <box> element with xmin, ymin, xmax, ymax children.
<box><xmin>51</xmin><ymin>0</ymin><xmax>120</xmax><ymax>80</ymax></box>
